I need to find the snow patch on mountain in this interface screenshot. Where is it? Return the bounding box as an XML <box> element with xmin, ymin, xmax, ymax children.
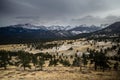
<box><xmin>12</xmin><ymin>23</ymin><xmax>47</xmax><ymax>30</ymax></box>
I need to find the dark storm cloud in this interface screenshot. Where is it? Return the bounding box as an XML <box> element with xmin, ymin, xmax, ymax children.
<box><xmin>0</xmin><ymin>0</ymin><xmax>70</xmax><ymax>16</ymax></box>
<box><xmin>0</xmin><ymin>0</ymin><xmax>120</xmax><ymax>26</ymax></box>
<box><xmin>0</xmin><ymin>0</ymin><xmax>15</xmax><ymax>14</ymax></box>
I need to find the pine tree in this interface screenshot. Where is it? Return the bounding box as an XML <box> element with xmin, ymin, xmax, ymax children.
<box><xmin>36</xmin><ymin>53</ymin><xmax>45</xmax><ymax>70</ymax></box>
<box><xmin>82</xmin><ymin>53</ymin><xmax>88</xmax><ymax>67</ymax></box>
<box><xmin>49</xmin><ymin>58</ymin><xmax>58</xmax><ymax>66</ymax></box>
<box><xmin>72</xmin><ymin>57</ymin><xmax>80</xmax><ymax>67</ymax></box>
<box><xmin>16</xmin><ymin>51</ymin><xmax>31</xmax><ymax>70</ymax></box>
<box><xmin>114</xmin><ymin>62</ymin><xmax>119</xmax><ymax>71</ymax></box>
<box><xmin>38</xmin><ymin>57</ymin><xmax>45</xmax><ymax>70</ymax></box>
<box><xmin>117</xmin><ymin>48</ymin><xmax>120</xmax><ymax>55</ymax></box>
<box><xmin>62</xmin><ymin>59</ymin><xmax>71</xmax><ymax>67</ymax></box>
<box><xmin>49</xmin><ymin>58</ymin><xmax>54</xmax><ymax>66</ymax></box>
<box><xmin>32</xmin><ymin>54</ymin><xmax>38</xmax><ymax>70</ymax></box>
<box><xmin>94</xmin><ymin>51</ymin><xmax>110</xmax><ymax>72</ymax></box>
<box><xmin>0</xmin><ymin>50</ymin><xmax>11</xmax><ymax>69</ymax></box>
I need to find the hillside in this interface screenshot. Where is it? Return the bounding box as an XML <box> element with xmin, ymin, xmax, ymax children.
<box><xmin>92</xmin><ymin>22</ymin><xmax>120</xmax><ymax>35</ymax></box>
<box><xmin>0</xmin><ymin>27</ymin><xmax>60</xmax><ymax>44</ymax></box>
<box><xmin>0</xmin><ymin>24</ymin><xmax>101</xmax><ymax>44</ymax></box>
<box><xmin>73</xmin><ymin>22</ymin><xmax>120</xmax><ymax>39</ymax></box>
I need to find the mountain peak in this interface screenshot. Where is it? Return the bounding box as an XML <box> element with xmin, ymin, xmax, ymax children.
<box><xmin>93</xmin><ymin>21</ymin><xmax>120</xmax><ymax>35</ymax></box>
<box><xmin>10</xmin><ymin>23</ymin><xmax>47</xmax><ymax>30</ymax></box>
<box><xmin>108</xmin><ymin>21</ymin><xmax>120</xmax><ymax>28</ymax></box>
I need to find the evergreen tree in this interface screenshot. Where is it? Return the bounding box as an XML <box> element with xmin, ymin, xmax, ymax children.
<box><xmin>70</xmin><ymin>55</ymin><xmax>73</xmax><ymax>59</ymax></box>
<box><xmin>16</xmin><ymin>51</ymin><xmax>31</xmax><ymax>70</ymax></box>
<box><xmin>62</xmin><ymin>59</ymin><xmax>71</xmax><ymax>67</ymax></box>
<box><xmin>72</xmin><ymin>57</ymin><xmax>80</xmax><ymax>67</ymax></box>
<box><xmin>94</xmin><ymin>52</ymin><xmax>110</xmax><ymax>72</ymax></box>
<box><xmin>49</xmin><ymin>58</ymin><xmax>58</xmax><ymax>66</ymax></box>
<box><xmin>89</xmin><ymin>52</ymin><xmax>94</xmax><ymax>64</ymax></box>
<box><xmin>38</xmin><ymin>57</ymin><xmax>45</xmax><ymax>70</ymax></box>
<box><xmin>117</xmin><ymin>48</ymin><xmax>120</xmax><ymax>55</ymax></box>
<box><xmin>0</xmin><ymin>50</ymin><xmax>11</xmax><ymax>69</ymax></box>
<box><xmin>35</xmin><ymin>53</ymin><xmax>45</xmax><ymax>70</ymax></box>
<box><xmin>49</xmin><ymin>59</ymin><xmax>54</xmax><ymax>66</ymax></box>
<box><xmin>82</xmin><ymin>53</ymin><xmax>88</xmax><ymax>67</ymax></box>
<box><xmin>114</xmin><ymin>62</ymin><xmax>119</xmax><ymax>71</ymax></box>
<box><xmin>32</xmin><ymin>54</ymin><xmax>38</xmax><ymax>70</ymax></box>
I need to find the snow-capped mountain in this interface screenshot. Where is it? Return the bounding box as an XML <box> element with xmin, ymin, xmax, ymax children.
<box><xmin>64</xmin><ymin>26</ymin><xmax>75</xmax><ymax>30</ymax></box>
<box><xmin>12</xmin><ymin>23</ymin><xmax>47</xmax><ymax>30</ymax></box>
<box><xmin>47</xmin><ymin>25</ymin><xmax>76</xmax><ymax>31</ymax></box>
<box><xmin>47</xmin><ymin>25</ymin><xmax>66</xmax><ymax>31</ymax></box>
<box><xmin>6</xmin><ymin>23</ymin><xmax>103</xmax><ymax>32</ymax></box>
<box><xmin>100</xmin><ymin>24</ymin><xmax>109</xmax><ymax>28</ymax></box>
<box><xmin>46</xmin><ymin>24</ymin><xmax>102</xmax><ymax>32</ymax></box>
<box><xmin>0</xmin><ymin>23</ymin><xmax>109</xmax><ymax>44</ymax></box>
<box><xmin>73</xmin><ymin>22</ymin><xmax>120</xmax><ymax>39</ymax></box>
<box><xmin>0</xmin><ymin>24</ymin><xmax>74</xmax><ymax>44</ymax></box>
<box><xmin>68</xmin><ymin>25</ymin><xmax>102</xmax><ymax>34</ymax></box>
<box><xmin>0</xmin><ymin>23</ymin><xmax>103</xmax><ymax>37</ymax></box>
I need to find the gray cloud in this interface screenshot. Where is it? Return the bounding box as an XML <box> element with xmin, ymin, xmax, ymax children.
<box><xmin>71</xmin><ymin>15</ymin><xmax>120</xmax><ymax>25</ymax></box>
<box><xmin>0</xmin><ymin>0</ymin><xmax>120</xmax><ymax>26</ymax></box>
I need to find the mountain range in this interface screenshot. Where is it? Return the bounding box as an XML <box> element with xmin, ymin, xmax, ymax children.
<box><xmin>0</xmin><ymin>22</ymin><xmax>119</xmax><ymax>44</ymax></box>
<box><xmin>74</xmin><ymin>22</ymin><xmax>120</xmax><ymax>39</ymax></box>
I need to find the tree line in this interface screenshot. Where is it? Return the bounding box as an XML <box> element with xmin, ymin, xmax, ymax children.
<box><xmin>0</xmin><ymin>50</ymin><xmax>119</xmax><ymax>72</ymax></box>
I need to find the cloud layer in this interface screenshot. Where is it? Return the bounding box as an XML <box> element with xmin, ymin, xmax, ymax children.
<box><xmin>0</xmin><ymin>0</ymin><xmax>120</xmax><ymax>26</ymax></box>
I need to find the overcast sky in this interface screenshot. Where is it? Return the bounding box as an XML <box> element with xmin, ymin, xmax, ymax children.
<box><xmin>0</xmin><ymin>0</ymin><xmax>120</xmax><ymax>26</ymax></box>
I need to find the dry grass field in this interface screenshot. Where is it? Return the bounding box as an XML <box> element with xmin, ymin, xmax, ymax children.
<box><xmin>0</xmin><ymin>40</ymin><xmax>115</xmax><ymax>55</ymax></box>
<box><xmin>0</xmin><ymin>39</ymin><xmax>120</xmax><ymax>80</ymax></box>
<box><xmin>0</xmin><ymin>66</ymin><xmax>120</xmax><ymax>80</ymax></box>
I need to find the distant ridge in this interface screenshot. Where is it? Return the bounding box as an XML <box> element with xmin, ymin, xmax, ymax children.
<box><xmin>73</xmin><ymin>22</ymin><xmax>120</xmax><ymax>39</ymax></box>
<box><xmin>0</xmin><ymin>23</ymin><xmax>105</xmax><ymax>44</ymax></box>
